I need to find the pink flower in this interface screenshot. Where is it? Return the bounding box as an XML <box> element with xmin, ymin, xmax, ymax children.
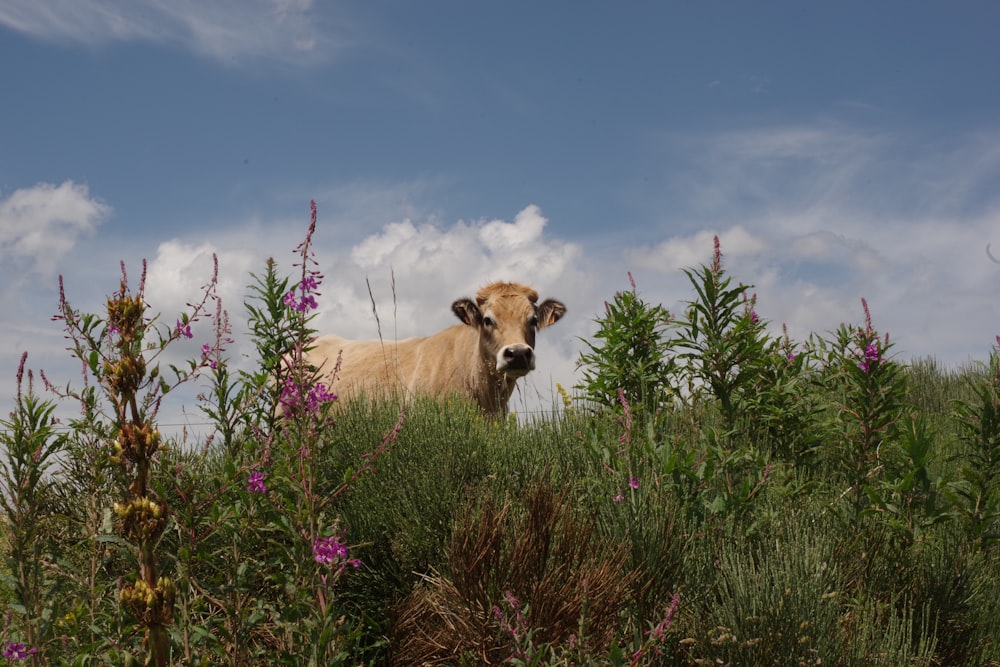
<box><xmin>246</xmin><ymin>471</ymin><xmax>267</xmax><ymax>494</ymax></box>
<box><xmin>313</xmin><ymin>535</ymin><xmax>361</xmax><ymax>572</ymax></box>
<box><xmin>3</xmin><ymin>643</ymin><xmax>38</xmax><ymax>661</ymax></box>
<box><xmin>201</xmin><ymin>343</ymin><xmax>217</xmax><ymax>370</ymax></box>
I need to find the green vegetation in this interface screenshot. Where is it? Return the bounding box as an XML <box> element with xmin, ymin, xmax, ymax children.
<box><xmin>1</xmin><ymin>208</ymin><xmax>998</xmax><ymax>665</ymax></box>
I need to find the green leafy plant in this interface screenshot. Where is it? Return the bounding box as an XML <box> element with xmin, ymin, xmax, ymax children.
<box><xmin>811</xmin><ymin>299</ymin><xmax>907</xmax><ymax>528</ymax></box>
<box><xmin>576</xmin><ymin>273</ymin><xmax>675</xmax><ymax>419</ymax></box>
<box><xmin>673</xmin><ymin>236</ymin><xmax>770</xmax><ymax>431</ymax></box>
<box><xmin>951</xmin><ymin>339</ymin><xmax>1000</xmax><ymax>548</ymax></box>
<box><xmin>0</xmin><ymin>354</ymin><xmax>66</xmax><ymax>664</ymax></box>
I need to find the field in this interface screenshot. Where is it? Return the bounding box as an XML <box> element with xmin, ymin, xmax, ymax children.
<box><xmin>1</xmin><ymin>222</ymin><xmax>998</xmax><ymax>666</ymax></box>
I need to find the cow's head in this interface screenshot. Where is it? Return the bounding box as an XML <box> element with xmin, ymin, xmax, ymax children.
<box><xmin>451</xmin><ymin>282</ymin><xmax>566</xmax><ymax>378</ymax></box>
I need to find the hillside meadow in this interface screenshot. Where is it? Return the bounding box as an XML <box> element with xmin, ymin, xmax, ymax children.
<box><xmin>1</xmin><ymin>213</ymin><xmax>998</xmax><ymax>666</ymax></box>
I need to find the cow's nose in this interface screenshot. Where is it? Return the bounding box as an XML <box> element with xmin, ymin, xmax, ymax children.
<box><xmin>499</xmin><ymin>344</ymin><xmax>535</xmax><ymax>374</ymax></box>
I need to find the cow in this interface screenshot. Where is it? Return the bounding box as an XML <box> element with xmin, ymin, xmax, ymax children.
<box><xmin>304</xmin><ymin>281</ymin><xmax>566</xmax><ymax>416</ymax></box>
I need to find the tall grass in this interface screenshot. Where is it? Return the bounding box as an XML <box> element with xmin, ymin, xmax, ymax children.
<box><xmin>1</xmin><ymin>221</ymin><xmax>999</xmax><ymax>665</ymax></box>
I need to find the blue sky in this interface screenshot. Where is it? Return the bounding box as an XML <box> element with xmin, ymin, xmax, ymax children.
<box><xmin>2</xmin><ymin>1</ymin><xmax>1000</xmax><ymax>433</ymax></box>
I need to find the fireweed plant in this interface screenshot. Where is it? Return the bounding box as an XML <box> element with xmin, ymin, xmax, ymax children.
<box><xmin>809</xmin><ymin>298</ymin><xmax>908</xmax><ymax>529</ymax></box>
<box><xmin>176</xmin><ymin>200</ymin><xmax>400</xmax><ymax>663</ymax></box>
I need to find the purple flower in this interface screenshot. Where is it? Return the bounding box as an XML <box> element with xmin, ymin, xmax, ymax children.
<box><xmin>858</xmin><ymin>342</ymin><xmax>881</xmax><ymax>373</ymax></box>
<box><xmin>307</xmin><ymin>383</ymin><xmax>337</xmax><ymax>412</ymax></box>
<box><xmin>300</xmin><ymin>294</ymin><xmax>318</xmax><ymax>312</ymax></box>
<box><xmin>3</xmin><ymin>643</ymin><xmax>38</xmax><ymax>661</ymax></box>
<box><xmin>283</xmin><ymin>276</ymin><xmax>322</xmax><ymax>313</ymax></box>
<box><xmin>176</xmin><ymin>319</ymin><xmax>193</xmax><ymax>339</ymax></box>
<box><xmin>281</xmin><ymin>377</ymin><xmax>337</xmax><ymax>415</ymax></box>
<box><xmin>613</xmin><ymin>493</ymin><xmax>624</xmax><ymax>503</ymax></box>
<box><xmin>629</xmin><ymin>476</ymin><xmax>639</xmax><ymax>490</ymax></box>
<box><xmin>313</xmin><ymin>536</ymin><xmax>348</xmax><ymax>564</ymax></box>
<box><xmin>201</xmin><ymin>343</ymin><xmax>217</xmax><ymax>370</ymax></box>
<box><xmin>748</xmin><ymin>310</ymin><xmax>759</xmax><ymax>324</ymax></box>
<box><xmin>313</xmin><ymin>535</ymin><xmax>360</xmax><ymax>571</ymax></box>
<box><xmin>246</xmin><ymin>471</ymin><xmax>267</xmax><ymax>494</ymax></box>
<box><xmin>300</xmin><ymin>275</ymin><xmax>320</xmax><ymax>292</ymax></box>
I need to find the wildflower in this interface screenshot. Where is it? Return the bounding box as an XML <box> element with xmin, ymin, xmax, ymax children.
<box><xmin>300</xmin><ymin>275</ymin><xmax>320</xmax><ymax>292</ymax></box>
<box><xmin>246</xmin><ymin>471</ymin><xmax>267</xmax><ymax>494</ymax></box>
<box><xmin>306</xmin><ymin>382</ymin><xmax>337</xmax><ymax>412</ymax></box>
<box><xmin>555</xmin><ymin>383</ymin><xmax>572</xmax><ymax>409</ymax></box>
<box><xmin>283</xmin><ymin>275</ymin><xmax>322</xmax><ymax>313</ymax></box>
<box><xmin>617</xmin><ymin>388</ymin><xmax>633</xmax><ymax>445</ymax></box>
<box><xmin>630</xmin><ymin>593</ymin><xmax>679</xmax><ymax>666</ymax></box>
<box><xmin>278</xmin><ymin>376</ymin><xmax>301</xmax><ymax>412</ymax></box>
<box><xmin>748</xmin><ymin>310</ymin><xmax>759</xmax><ymax>324</ymax></box>
<box><xmin>493</xmin><ymin>590</ymin><xmax>527</xmax><ymax>656</ymax></box>
<box><xmin>858</xmin><ymin>341</ymin><xmax>881</xmax><ymax>373</ymax></box>
<box><xmin>313</xmin><ymin>535</ymin><xmax>360</xmax><ymax>571</ymax></box>
<box><xmin>201</xmin><ymin>343</ymin><xmax>217</xmax><ymax>370</ymax></box>
<box><xmin>711</xmin><ymin>234</ymin><xmax>722</xmax><ymax>275</ymax></box>
<box><xmin>613</xmin><ymin>493</ymin><xmax>624</xmax><ymax>503</ymax></box>
<box><xmin>629</xmin><ymin>476</ymin><xmax>639</xmax><ymax>490</ymax></box>
<box><xmin>646</xmin><ymin>593</ymin><xmax>680</xmax><ymax>642</ymax></box>
<box><xmin>280</xmin><ymin>376</ymin><xmax>337</xmax><ymax>415</ymax></box>
<box><xmin>3</xmin><ymin>643</ymin><xmax>38</xmax><ymax>661</ymax></box>
<box><xmin>176</xmin><ymin>319</ymin><xmax>193</xmax><ymax>339</ymax></box>
<box><xmin>786</xmin><ymin>352</ymin><xmax>796</xmax><ymax>361</ymax></box>
<box><xmin>313</xmin><ymin>536</ymin><xmax>348</xmax><ymax>564</ymax></box>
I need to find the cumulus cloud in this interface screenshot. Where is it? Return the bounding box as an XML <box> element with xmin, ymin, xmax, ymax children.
<box><xmin>144</xmin><ymin>239</ymin><xmax>258</xmax><ymax>322</ymax></box>
<box><xmin>628</xmin><ymin>226</ymin><xmax>766</xmax><ymax>274</ymax></box>
<box><xmin>343</xmin><ymin>204</ymin><xmax>583</xmax><ymax>336</ymax></box>
<box><xmin>0</xmin><ymin>180</ymin><xmax>110</xmax><ymax>278</ymax></box>
<box><xmin>0</xmin><ymin>0</ymin><xmax>343</xmax><ymax>65</ymax></box>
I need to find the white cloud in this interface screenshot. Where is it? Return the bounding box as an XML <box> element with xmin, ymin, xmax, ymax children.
<box><xmin>0</xmin><ymin>180</ymin><xmax>110</xmax><ymax>278</ymax></box>
<box><xmin>144</xmin><ymin>238</ymin><xmax>258</xmax><ymax>330</ymax></box>
<box><xmin>0</xmin><ymin>0</ymin><xmax>344</xmax><ymax>66</ymax></box>
<box><xmin>628</xmin><ymin>226</ymin><xmax>766</xmax><ymax>274</ymax></box>
<box><xmin>344</xmin><ymin>205</ymin><xmax>584</xmax><ymax>336</ymax></box>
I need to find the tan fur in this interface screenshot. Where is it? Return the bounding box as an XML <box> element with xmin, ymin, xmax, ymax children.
<box><xmin>305</xmin><ymin>282</ymin><xmax>566</xmax><ymax>416</ymax></box>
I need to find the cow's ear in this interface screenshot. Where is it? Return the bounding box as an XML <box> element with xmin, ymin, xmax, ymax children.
<box><xmin>536</xmin><ymin>299</ymin><xmax>566</xmax><ymax>329</ymax></box>
<box><xmin>452</xmin><ymin>298</ymin><xmax>481</xmax><ymax>327</ymax></box>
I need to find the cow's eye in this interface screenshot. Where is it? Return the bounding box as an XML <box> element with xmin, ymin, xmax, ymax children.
<box><xmin>483</xmin><ymin>315</ymin><xmax>496</xmax><ymax>328</ymax></box>
<box><xmin>528</xmin><ymin>314</ymin><xmax>539</xmax><ymax>328</ymax></box>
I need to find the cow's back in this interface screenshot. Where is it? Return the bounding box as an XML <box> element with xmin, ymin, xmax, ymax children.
<box><xmin>305</xmin><ymin>326</ymin><xmax>476</xmax><ymax>404</ymax></box>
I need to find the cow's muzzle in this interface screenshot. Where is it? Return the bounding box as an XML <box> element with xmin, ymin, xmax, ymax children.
<box><xmin>497</xmin><ymin>344</ymin><xmax>535</xmax><ymax>376</ymax></box>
